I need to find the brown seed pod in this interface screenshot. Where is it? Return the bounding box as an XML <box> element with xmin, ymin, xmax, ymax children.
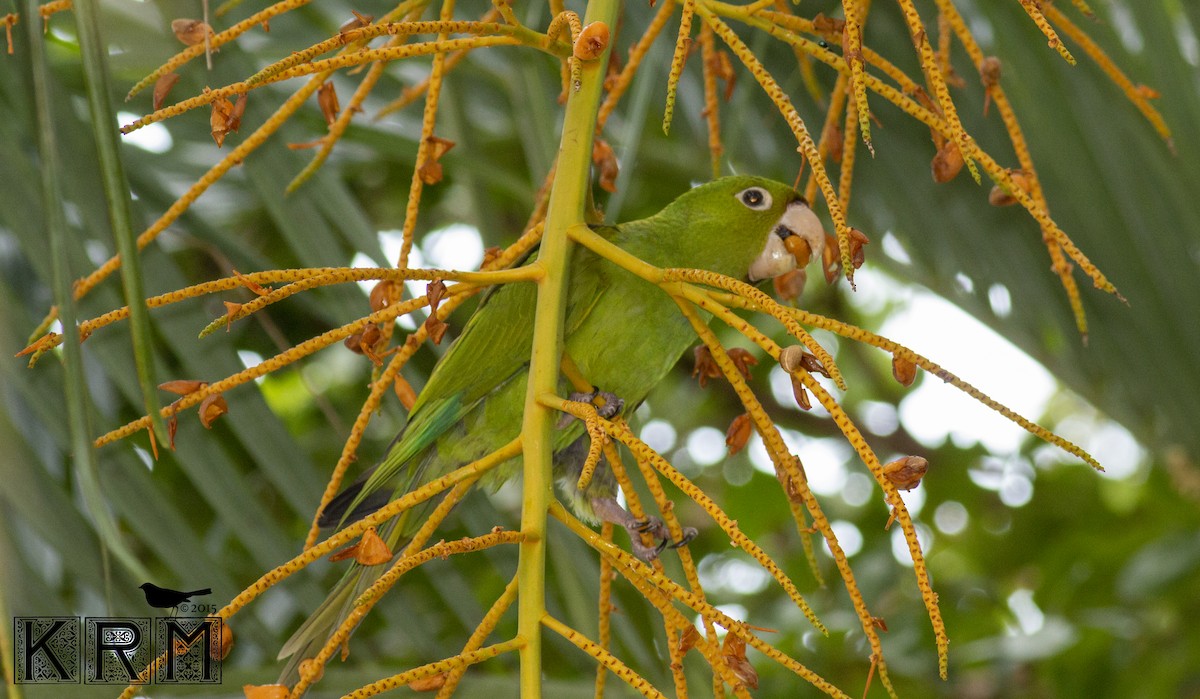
<box><xmin>892</xmin><ymin>354</ymin><xmax>918</xmax><ymax>386</ymax></box>
<box><xmin>198</xmin><ymin>393</ymin><xmax>228</xmax><ymax>429</ymax></box>
<box><xmin>228</xmin><ymin>93</ymin><xmax>248</xmax><ymax>133</ymax></box>
<box><xmin>317</xmin><ymin>81</ymin><xmax>339</xmax><ymax>126</ymax></box>
<box><xmin>822</xmin><ymin>232</ymin><xmax>839</xmax><ymax>284</ymax></box>
<box><xmin>417</xmin><ymin>136</ymin><xmax>456</xmax><ymax>185</ymax></box>
<box><xmin>773</xmin><ymin>268</ymin><xmax>807</xmax><ymax>303</ymax></box>
<box><xmin>931</xmin><ymin>140</ymin><xmax>964</xmax><ymax>183</ymax></box>
<box><xmin>677</xmin><ymin>625</ymin><xmax>703</xmax><ymax>654</ymax></box>
<box><xmin>408</xmin><ymin>673</ymin><xmax>448</xmax><ymax>691</ymax></box>
<box><xmin>425</xmin><ymin>317</ymin><xmax>449</xmax><ymax>345</ymax></box>
<box><xmin>790</xmin><ymin>376</ymin><xmax>812</xmax><ymax>411</ymax></box>
<box><xmin>692</xmin><ymin>345</ymin><xmax>721</xmax><ymax>388</ymax></box>
<box><xmin>171</xmin><ymin>18</ymin><xmax>212</xmax><ymax>46</ymax></box>
<box><xmin>153</xmin><ymin>72</ymin><xmax>181</xmax><ymax>111</ymax></box>
<box><xmin>159</xmin><ymin>379</ymin><xmax>208</xmax><ymax>396</ymax></box>
<box><xmin>725</xmin><ymin>413</ymin><xmax>752</xmax><ymax>455</ymax></box>
<box><xmin>592</xmin><ymin>138</ymin><xmax>619</xmax><ymax>193</ymax></box>
<box><xmin>344</xmin><ymin>331</ymin><xmax>366</xmax><ymax>354</ymax></box>
<box><xmin>722</xmin><ymin>633</ymin><xmax>759</xmax><ymax>690</ymax></box>
<box><xmin>728</xmin><ymin>348</ymin><xmax>758</xmax><ymax>381</ymax></box>
<box><xmin>355</xmin><ymin>527</ymin><xmax>393</xmax><ymax>565</ymax></box>
<box><xmin>988</xmin><ymin>169</ymin><xmax>1033</xmax><ymax>206</ymax></box>
<box><xmin>369</xmin><ymin>280</ymin><xmax>401</xmax><ymax>312</ymax></box>
<box><xmin>338</xmin><ymin>10</ymin><xmax>374</xmax><ymax>36</ymax></box>
<box><xmin>210</xmin><ymin>95</ymin><xmax>235</xmax><ymax>148</ymax></box>
<box><xmin>882</xmin><ymin>455</ymin><xmax>928</xmax><ymax>490</ymax></box>
<box><xmin>848</xmin><ymin>228</ymin><xmax>870</xmax><ymax>270</ymax></box>
<box><xmin>573</xmin><ymin>21</ymin><xmax>610</xmax><ymax>61</ymax></box>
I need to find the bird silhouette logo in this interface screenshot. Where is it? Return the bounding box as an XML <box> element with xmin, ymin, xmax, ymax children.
<box><xmin>138</xmin><ymin>583</ymin><xmax>212</xmax><ymax>615</ymax></box>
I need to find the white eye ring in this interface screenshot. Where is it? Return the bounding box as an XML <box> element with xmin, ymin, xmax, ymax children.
<box><xmin>736</xmin><ymin>187</ymin><xmax>772</xmax><ymax>211</ymax></box>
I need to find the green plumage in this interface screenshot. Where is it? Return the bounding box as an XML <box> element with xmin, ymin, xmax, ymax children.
<box><xmin>279</xmin><ymin>175</ymin><xmax>819</xmax><ymax>680</ymax></box>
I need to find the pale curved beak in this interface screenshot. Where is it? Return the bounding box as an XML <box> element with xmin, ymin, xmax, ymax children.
<box><xmin>748</xmin><ymin>199</ymin><xmax>825</xmax><ymax>282</ymax></box>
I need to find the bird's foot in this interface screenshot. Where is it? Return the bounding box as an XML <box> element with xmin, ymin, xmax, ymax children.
<box><xmin>590</xmin><ymin>496</ymin><xmax>697</xmax><ymax>562</ymax></box>
<box><xmin>557</xmin><ymin>389</ymin><xmax>625</xmax><ymax>428</ymax></box>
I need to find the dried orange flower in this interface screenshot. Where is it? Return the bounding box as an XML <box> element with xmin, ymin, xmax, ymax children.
<box><xmin>317</xmin><ymin>81</ymin><xmax>339</xmax><ymax>125</ymax></box>
<box><xmin>355</xmin><ymin>527</ymin><xmax>393</xmax><ymax>565</ymax></box>
<box><xmin>882</xmin><ymin>455</ymin><xmax>928</xmax><ymax>491</ymax></box>
<box><xmin>153</xmin><ymin>73</ymin><xmax>180</xmax><ymax>111</ymax></box>
<box><xmin>848</xmin><ymin>228</ymin><xmax>870</xmax><ymax>270</ymax></box>
<box><xmin>725</xmin><ymin>413</ymin><xmax>752</xmax><ymax>455</ymax></box>
<box><xmin>677</xmin><ymin>625</ymin><xmax>703</xmax><ymax>654</ymax></box>
<box><xmin>727</xmin><ymin>348</ymin><xmax>758</xmax><ymax>381</ymax></box>
<box><xmin>210</xmin><ymin>94</ymin><xmax>235</xmax><ymax>148</ymax></box>
<box><xmin>418</xmin><ymin>136</ymin><xmax>456</xmax><ymax>185</ymax></box>
<box><xmin>159</xmin><ymin>379</ymin><xmax>208</xmax><ymax>396</ymax></box>
<box><xmin>592</xmin><ymin>138</ymin><xmax>619</xmax><ymax>193</ymax></box>
<box><xmin>426</xmin><ymin>318</ymin><xmax>449</xmax><ymax>345</ymax></box>
<box><xmin>369</xmin><ymin>280</ymin><xmax>401</xmax><ymax>312</ymax></box>
<box><xmin>821</xmin><ymin>232</ymin><xmax>839</xmax><ymax>284</ymax></box>
<box><xmin>426</xmin><ymin>280</ymin><xmax>447</xmax><ymax>315</ymax></box>
<box><xmin>338</xmin><ymin>10</ymin><xmax>374</xmax><ymax>36</ymax></box>
<box><xmin>790</xmin><ymin>376</ymin><xmax>812</xmax><ymax>411</ymax></box>
<box><xmin>892</xmin><ymin>355</ymin><xmax>918</xmax><ymax>386</ymax></box>
<box><xmin>812</xmin><ymin>12</ymin><xmax>845</xmax><ymax>39</ymax></box>
<box><xmin>773</xmin><ymin>268</ymin><xmax>807</xmax><ymax>303</ymax></box>
<box><xmin>988</xmin><ymin>169</ymin><xmax>1033</xmax><ymax>206</ymax></box>
<box><xmin>408</xmin><ymin>673</ymin><xmax>448</xmax><ymax>691</ymax></box>
<box><xmin>198</xmin><ymin>394</ymin><xmax>228</xmax><ymax>429</ymax></box>
<box><xmin>722</xmin><ymin>632</ymin><xmax>759</xmax><ymax>690</ymax></box>
<box><xmin>692</xmin><ymin>346</ymin><xmax>721</xmax><ymax>388</ymax></box>
<box><xmin>233</xmin><ymin>268</ymin><xmax>269</xmax><ymax>296</ymax></box>
<box><xmin>931</xmin><ymin>140</ymin><xmax>964</xmax><ymax>183</ymax></box>
<box><xmin>171</xmin><ymin>19</ymin><xmax>213</xmax><ymax>46</ymax></box>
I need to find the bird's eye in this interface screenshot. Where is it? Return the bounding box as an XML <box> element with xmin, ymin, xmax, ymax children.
<box><xmin>737</xmin><ymin>187</ymin><xmax>772</xmax><ymax>211</ymax></box>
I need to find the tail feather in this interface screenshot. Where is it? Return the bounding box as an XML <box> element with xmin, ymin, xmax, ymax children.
<box><xmin>317</xmin><ymin>480</ymin><xmax>392</xmax><ymax>529</ymax></box>
<box><xmin>185</xmin><ymin>588</ymin><xmax>212</xmax><ymax>597</ymax></box>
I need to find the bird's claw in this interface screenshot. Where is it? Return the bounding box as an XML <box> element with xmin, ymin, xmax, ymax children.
<box><xmin>590</xmin><ymin>496</ymin><xmax>695</xmax><ymax>562</ymax></box>
<box><xmin>630</xmin><ymin>517</ymin><xmax>698</xmax><ymax>561</ymax></box>
<box><xmin>558</xmin><ymin>389</ymin><xmax>625</xmax><ymax>427</ymax></box>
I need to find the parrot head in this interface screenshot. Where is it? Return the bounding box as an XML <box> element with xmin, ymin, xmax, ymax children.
<box><xmin>636</xmin><ymin>175</ymin><xmax>826</xmax><ymax>283</ymax></box>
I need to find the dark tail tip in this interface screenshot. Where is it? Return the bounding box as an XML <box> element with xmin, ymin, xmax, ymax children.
<box><xmin>188</xmin><ymin>588</ymin><xmax>212</xmax><ymax>596</ymax></box>
<box><xmin>317</xmin><ymin>481</ymin><xmax>389</xmax><ymax>529</ymax></box>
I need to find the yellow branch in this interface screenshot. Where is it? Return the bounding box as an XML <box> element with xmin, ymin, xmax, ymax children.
<box><xmin>515</xmin><ymin>0</ymin><xmax>615</xmax><ymax>693</ymax></box>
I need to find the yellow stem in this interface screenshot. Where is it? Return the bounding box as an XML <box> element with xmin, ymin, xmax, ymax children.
<box><xmin>516</xmin><ymin>0</ymin><xmax>616</xmax><ymax>694</ymax></box>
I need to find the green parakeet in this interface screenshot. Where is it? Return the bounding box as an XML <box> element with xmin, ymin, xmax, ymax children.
<box><xmin>278</xmin><ymin>175</ymin><xmax>825</xmax><ymax>679</ymax></box>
